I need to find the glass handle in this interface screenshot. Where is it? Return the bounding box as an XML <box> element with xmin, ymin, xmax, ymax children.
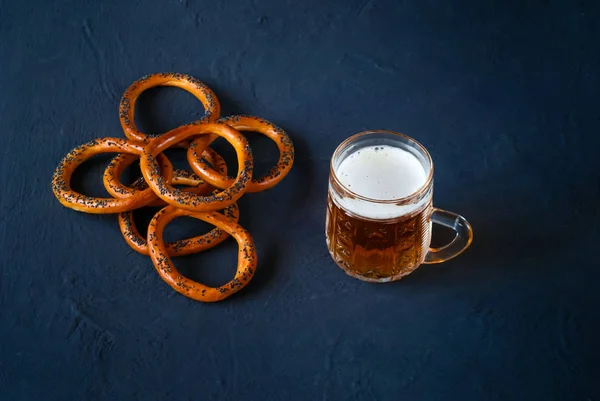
<box><xmin>423</xmin><ymin>208</ymin><xmax>473</xmax><ymax>264</ymax></box>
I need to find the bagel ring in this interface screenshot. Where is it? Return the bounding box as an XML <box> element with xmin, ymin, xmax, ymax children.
<box><xmin>118</xmin><ymin>170</ymin><xmax>240</xmax><ymax>257</ymax></box>
<box><xmin>52</xmin><ymin>138</ymin><xmax>172</xmax><ymax>214</ymax></box>
<box><xmin>187</xmin><ymin>115</ymin><xmax>295</xmax><ymax>193</ymax></box>
<box><xmin>148</xmin><ymin>206</ymin><xmax>257</xmax><ymax>302</ymax></box>
<box><xmin>119</xmin><ymin>72</ymin><xmax>221</xmax><ymax>143</ymax></box>
<box><xmin>140</xmin><ymin>123</ymin><xmax>253</xmax><ymax>212</ymax></box>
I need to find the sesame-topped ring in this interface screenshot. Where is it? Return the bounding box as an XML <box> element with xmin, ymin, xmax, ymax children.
<box><xmin>148</xmin><ymin>206</ymin><xmax>257</xmax><ymax>302</ymax></box>
<box><xmin>51</xmin><ymin>138</ymin><xmax>173</xmax><ymax>214</ymax></box>
<box><xmin>140</xmin><ymin>123</ymin><xmax>253</xmax><ymax>212</ymax></box>
<box><xmin>119</xmin><ymin>72</ymin><xmax>221</xmax><ymax>143</ymax></box>
<box><xmin>118</xmin><ymin>166</ymin><xmax>240</xmax><ymax>257</ymax></box>
<box><xmin>187</xmin><ymin>115</ymin><xmax>295</xmax><ymax>193</ymax></box>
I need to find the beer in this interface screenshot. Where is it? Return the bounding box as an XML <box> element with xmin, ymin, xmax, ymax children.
<box><xmin>326</xmin><ymin>196</ymin><xmax>432</xmax><ymax>281</ymax></box>
<box><xmin>326</xmin><ymin>139</ymin><xmax>433</xmax><ymax>282</ymax></box>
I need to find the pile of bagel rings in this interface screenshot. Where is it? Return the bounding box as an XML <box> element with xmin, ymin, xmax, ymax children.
<box><xmin>52</xmin><ymin>72</ymin><xmax>294</xmax><ymax>302</ymax></box>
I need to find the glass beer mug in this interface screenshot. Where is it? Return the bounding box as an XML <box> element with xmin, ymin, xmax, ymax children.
<box><xmin>326</xmin><ymin>130</ymin><xmax>473</xmax><ymax>282</ymax></box>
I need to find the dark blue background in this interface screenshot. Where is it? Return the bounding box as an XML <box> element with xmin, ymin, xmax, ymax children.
<box><xmin>1</xmin><ymin>0</ymin><xmax>599</xmax><ymax>399</ymax></box>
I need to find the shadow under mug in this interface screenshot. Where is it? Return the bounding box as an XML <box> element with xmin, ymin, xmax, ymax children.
<box><xmin>325</xmin><ymin>130</ymin><xmax>473</xmax><ymax>282</ymax></box>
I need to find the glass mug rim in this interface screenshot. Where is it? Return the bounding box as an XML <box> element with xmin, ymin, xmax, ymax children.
<box><xmin>329</xmin><ymin>130</ymin><xmax>434</xmax><ymax>206</ymax></box>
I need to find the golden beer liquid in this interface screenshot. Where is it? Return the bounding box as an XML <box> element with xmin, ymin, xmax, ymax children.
<box><xmin>326</xmin><ymin>195</ymin><xmax>432</xmax><ymax>281</ymax></box>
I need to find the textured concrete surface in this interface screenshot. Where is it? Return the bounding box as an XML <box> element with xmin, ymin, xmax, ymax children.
<box><xmin>1</xmin><ymin>0</ymin><xmax>600</xmax><ymax>400</ymax></box>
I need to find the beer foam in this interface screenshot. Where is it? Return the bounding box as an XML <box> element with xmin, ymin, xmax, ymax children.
<box><xmin>333</xmin><ymin>145</ymin><xmax>430</xmax><ymax>219</ymax></box>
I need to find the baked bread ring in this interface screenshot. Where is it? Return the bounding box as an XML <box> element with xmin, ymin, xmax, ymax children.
<box><xmin>147</xmin><ymin>206</ymin><xmax>257</xmax><ymax>302</ymax></box>
<box><xmin>52</xmin><ymin>138</ymin><xmax>172</xmax><ymax>214</ymax></box>
<box><xmin>187</xmin><ymin>115</ymin><xmax>295</xmax><ymax>192</ymax></box>
<box><xmin>119</xmin><ymin>72</ymin><xmax>221</xmax><ymax>143</ymax></box>
<box><xmin>118</xmin><ymin>171</ymin><xmax>240</xmax><ymax>257</ymax></box>
<box><xmin>140</xmin><ymin>123</ymin><xmax>253</xmax><ymax>212</ymax></box>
